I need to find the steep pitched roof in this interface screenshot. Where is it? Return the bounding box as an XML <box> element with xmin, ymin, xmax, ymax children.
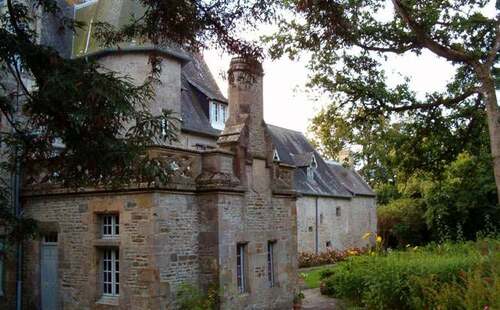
<box><xmin>267</xmin><ymin>124</ymin><xmax>353</xmax><ymax>198</ymax></box>
<box><xmin>326</xmin><ymin>161</ymin><xmax>376</xmax><ymax>197</ymax></box>
<box><xmin>180</xmin><ymin>54</ymin><xmax>227</xmax><ymax>136</ymax></box>
<box><xmin>180</xmin><ymin>75</ymin><xmax>221</xmax><ymax>137</ymax></box>
<box><xmin>182</xmin><ymin>54</ymin><xmax>227</xmax><ymax>103</ymax></box>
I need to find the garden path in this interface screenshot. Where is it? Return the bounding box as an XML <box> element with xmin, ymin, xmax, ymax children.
<box><xmin>301</xmin><ymin>288</ymin><xmax>345</xmax><ymax>310</ymax></box>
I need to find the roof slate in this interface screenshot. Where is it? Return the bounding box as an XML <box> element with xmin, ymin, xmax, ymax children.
<box><xmin>267</xmin><ymin>124</ymin><xmax>355</xmax><ymax>198</ymax></box>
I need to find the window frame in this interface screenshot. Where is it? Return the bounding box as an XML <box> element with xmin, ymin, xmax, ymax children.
<box><xmin>102</xmin><ymin>248</ymin><xmax>120</xmax><ymax>297</ymax></box>
<box><xmin>0</xmin><ymin>238</ymin><xmax>4</xmax><ymax>296</ymax></box>
<box><xmin>101</xmin><ymin>214</ymin><xmax>119</xmax><ymax>239</ymax></box>
<box><xmin>236</xmin><ymin>243</ymin><xmax>248</xmax><ymax>294</ymax></box>
<box><xmin>336</xmin><ymin>207</ymin><xmax>341</xmax><ymax>217</ymax></box>
<box><xmin>267</xmin><ymin>241</ymin><xmax>276</xmax><ymax>288</ymax></box>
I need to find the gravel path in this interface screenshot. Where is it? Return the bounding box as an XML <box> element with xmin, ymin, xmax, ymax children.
<box><xmin>301</xmin><ymin>288</ymin><xmax>345</xmax><ymax>310</ymax></box>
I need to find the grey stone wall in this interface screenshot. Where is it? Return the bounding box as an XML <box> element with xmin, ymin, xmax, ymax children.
<box><xmin>22</xmin><ymin>191</ymin><xmax>203</xmax><ymax>310</ymax></box>
<box><xmin>297</xmin><ymin>195</ymin><xmax>377</xmax><ymax>253</ymax></box>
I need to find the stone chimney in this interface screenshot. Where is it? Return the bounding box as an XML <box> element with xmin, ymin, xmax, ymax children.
<box><xmin>338</xmin><ymin>148</ymin><xmax>354</xmax><ymax>167</ymax></box>
<box><xmin>219</xmin><ymin>57</ymin><xmax>267</xmax><ymax>159</ymax></box>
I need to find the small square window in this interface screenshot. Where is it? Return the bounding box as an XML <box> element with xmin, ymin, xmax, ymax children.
<box><xmin>326</xmin><ymin>241</ymin><xmax>332</xmax><ymax>248</ymax></box>
<box><xmin>101</xmin><ymin>215</ymin><xmax>119</xmax><ymax>239</ymax></box>
<box><xmin>336</xmin><ymin>207</ymin><xmax>341</xmax><ymax>217</ymax></box>
<box><xmin>308</xmin><ymin>226</ymin><xmax>313</xmax><ymax>232</ymax></box>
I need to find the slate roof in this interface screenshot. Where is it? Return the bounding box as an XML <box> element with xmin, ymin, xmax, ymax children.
<box><xmin>326</xmin><ymin>161</ymin><xmax>376</xmax><ymax>197</ymax></box>
<box><xmin>43</xmin><ymin>1</ymin><xmax>374</xmax><ymax>198</ymax></box>
<box><xmin>267</xmin><ymin>124</ymin><xmax>375</xmax><ymax>198</ymax></box>
<box><xmin>267</xmin><ymin>125</ymin><xmax>354</xmax><ymax>198</ymax></box>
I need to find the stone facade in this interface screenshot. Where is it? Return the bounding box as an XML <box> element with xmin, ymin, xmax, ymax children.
<box><xmin>297</xmin><ymin>196</ymin><xmax>376</xmax><ymax>253</ymax></box>
<box><xmin>0</xmin><ymin>1</ymin><xmax>376</xmax><ymax>309</ymax></box>
<box><xmin>15</xmin><ymin>56</ymin><xmax>298</xmax><ymax>309</ymax></box>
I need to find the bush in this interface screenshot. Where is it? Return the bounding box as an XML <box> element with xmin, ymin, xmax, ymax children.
<box><xmin>176</xmin><ymin>283</ymin><xmax>219</xmax><ymax>310</ymax></box>
<box><xmin>298</xmin><ymin>247</ymin><xmax>367</xmax><ymax>268</ymax></box>
<box><xmin>322</xmin><ymin>239</ymin><xmax>499</xmax><ymax>309</ymax></box>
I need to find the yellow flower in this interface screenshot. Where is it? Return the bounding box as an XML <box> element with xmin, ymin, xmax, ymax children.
<box><xmin>413</xmin><ymin>246</ymin><xmax>418</xmax><ymax>250</ymax></box>
<box><xmin>406</xmin><ymin>244</ymin><xmax>411</xmax><ymax>248</ymax></box>
<box><xmin>362</xmin><ymin>232</ymin><xmax>372</xmax><ymax>240</ymax></box>
<box><xmin>376</xmin><ymin>236</ymin><xmax>382</xmax><ymax>243</ymax></box>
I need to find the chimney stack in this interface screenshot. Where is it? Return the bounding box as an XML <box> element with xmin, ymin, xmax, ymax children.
<box><xmin>223</xmin><ymin>57</ymin><xmax>267</xmax><ymax>158</ymax></box>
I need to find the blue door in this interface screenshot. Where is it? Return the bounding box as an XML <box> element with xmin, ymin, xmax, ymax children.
<box><xmin>41</xmin><ymin>235</ymin><xmax>58</xmax><ymax>310</ymax></box>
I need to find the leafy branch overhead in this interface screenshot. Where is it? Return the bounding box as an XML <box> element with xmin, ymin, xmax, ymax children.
<box><xmin>268</xmin><ymin>0</ymin><xmax>500</xmax><ymax>201</ymax></box>
<box><xmin>0</xmin><ymin>0</ymin><xmax>277</xmax><ymax>240</ymax></box>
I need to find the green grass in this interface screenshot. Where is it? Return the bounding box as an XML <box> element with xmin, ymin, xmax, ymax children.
<box><xmin>299</xmin><ymin>265</ymin><xmax>334</xmax><ymax>289</ymax></box>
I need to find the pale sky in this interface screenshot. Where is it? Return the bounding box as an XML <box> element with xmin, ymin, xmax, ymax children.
<box><xmin>204</xmin><ymin>50</ymin><xmax>456</xmax><ymax>134</ymax></box>
<box><xmin>203</xmin><ymin>2</ymin><xmax>497</xmax><ymax>136</ymax></box>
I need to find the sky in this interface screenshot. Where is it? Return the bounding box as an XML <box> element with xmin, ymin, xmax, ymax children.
<box><xmin>203</xmin><ymin>1</ymin><xmax>497</xmax><ymax>135</ymax></box>
<box><xmin>204</xmin><ymin>50</ymin><xmax>456</xmax><ymax>134</ymax></box>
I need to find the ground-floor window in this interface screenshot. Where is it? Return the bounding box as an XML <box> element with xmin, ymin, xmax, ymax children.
<box><xmin>267</xmin><ymin>241</ymin><xmax>276</xmax><ymax>287</ymax></box>
<box><xmin>236</xmin><ymin>243</ymin><xmax>247</xmax><ymax>293</ymax></box>
<box><xmin>0</xmin><ymin>238</ymin><xmax>4</xmax><ymax>296</ymax></box>
<box><xmin>102</xmin><ymin>248</ymin><xmax>119</xmax><ymax>297</ymax></box>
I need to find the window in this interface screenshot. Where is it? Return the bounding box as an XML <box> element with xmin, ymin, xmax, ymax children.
<box><xmin>101</xmin><ymin>215</ymin><xmax>119</xmax><ymax>239</ymax></box>
<box><xmin>308</xmin><ymin>226</ymin><xmax>313</xmax><ymax>232</ymax></box>
<box><xmin>267</xmin><ymin>241</ymin><xmax>276</xmax><ymax>287</ymax></box>
<box><xmin>102</xmin><ymin>248</ymin><xmax>119</xmax><ymax>297</ymax></box>
<box><xmin>320</xmin><ymin>213</ymin><xmax>324</xmax><ymax>224</ymax></box>
<box><xmin>273</xmin><ymin>149</ymin><xmax>280</xmax><ymax>162</ymax></box>
<box><xmin>326</xmin><ymin>241</ymin><xmax>332</xmax><ymax>248</ymax></box>
<box><xmin>210</xmin><ymin>101</ymin><xmax>228</xmax><ymax>130</ymax></box>
<box><xmin>307</xmin><ymin>155</ymin><xmax>318</xmax><ymax>180</ymax></box>
<box><xmin>0</xmin><ymin>239</ymin><xmax>4</xmax><ymax>296</ymax></box>
<box><xmin>336</xmin><ymin>207</ymin><xmax>341</xmax><ymax>217</ymax></box>
<box><xmin>236</xmin><ymin>243</ymin><xmax>247</xmax><ymax>293</ymax></box>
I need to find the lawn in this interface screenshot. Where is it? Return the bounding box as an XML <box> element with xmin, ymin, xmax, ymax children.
<box><xmin>299</xmin><ymin>265</ymin><xmax>334</xmax><ymax>289</ymax></box>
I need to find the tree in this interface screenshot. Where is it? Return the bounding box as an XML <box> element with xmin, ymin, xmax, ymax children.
<box><xmin>0</xmin><ymin>0</ymin><xmax>277</xmax><ymax>241</ymax></box>
<box><xmin>269</xmin><ymin>0</ymin><xmax>500</xmax><ymax>202</ymax></box>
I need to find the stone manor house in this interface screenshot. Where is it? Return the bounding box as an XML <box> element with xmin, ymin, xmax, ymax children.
<box><xmin>0</xmin><ymin>0</ymin><xmax>376</xmax><ymax>309</ymax></box>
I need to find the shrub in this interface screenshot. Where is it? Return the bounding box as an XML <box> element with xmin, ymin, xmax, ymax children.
<box><xmin>298</xmin><ymin>247</ymin><xmax>367</xmax><ymax>268</ymax></box>
<box><xmin>176</xmin><ymin>283</ymin><xmax>219</xmax><ymax>310</ymax></box>
<box><xmin>322</xmin><ymin>239</ymin><xmax>498</xmax><ymax>309</ymax></box>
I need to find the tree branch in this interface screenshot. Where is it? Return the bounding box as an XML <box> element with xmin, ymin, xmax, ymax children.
<box><xmin>355</xmin><ymin>41</ymin><xmax>420</xmax><ymax>54</ymax></box>
<box><xmin>486</xmin><ymin>17</ymin><xmax>500</xmax><ymax>67</ymax></box>
<box><xmin>391</xmin><ymin>0</ymin><xmax>477</xmax><ymax>65</ymax></box>
<box><xmin>386</xmin><ymin>87</ymin><xmax>480</xmax><ymax>112</ymax></box>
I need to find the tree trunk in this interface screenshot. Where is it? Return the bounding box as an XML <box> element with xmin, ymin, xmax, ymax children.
<box><xmin>480</xmin><ymin>70</ymin><xmax>500</xmax><ymax>203</ymax></box>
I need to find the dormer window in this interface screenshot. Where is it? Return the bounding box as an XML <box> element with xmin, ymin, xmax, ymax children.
<box><xmin>210</xmin><ymin>101</ymin><xmax>228</xmax><ymax>130</ymax></box>
<box><xmin>273</xmin><ymin>149</ymin><xmax>280</xmax><ymax>162</ymax></box>
<box><xmin>307</xmin><ymin>155</ymin><xmax>317</xmax><ymax>180</ymax></box>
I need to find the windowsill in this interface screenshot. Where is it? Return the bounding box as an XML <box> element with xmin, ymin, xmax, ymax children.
<box><xmin>94</xmin><ymin>239</ymin><xmax>120</xmax><ymax>247</ymax></box>
<box><xmin>96</xmin><ymin>296</ymin><xmax>119</xmax><ymax>306</ymax></box>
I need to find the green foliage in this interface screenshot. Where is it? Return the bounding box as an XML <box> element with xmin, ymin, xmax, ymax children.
<box><xmin>322</xmin><ymin>239</ymin><xmax>499</xmax><ymax>310</ymax></box>
<box><xmin>268</xmin><ymin>0</ymin><xmax>500</xmax><ymax>229</ymax></box>
<box><xmin>376</xmin><ymin>149</ymin><xmax>498</xmax><ymax>247</ymax></box>
<box><xmin>377</xmin><ymin>198</ymin><xmax>429</xmax><ymax>248</ymax></box>
<box><xmin>424</xmin><ymin>152</ymin><xmax>499</xmax><ymax>241</ymax></box>
<box><xmin>0</xmin><ymin>0</ymin><xmax>280</xmax><ymax>243</ymax></box>
<box><xmin>176</xmin><ymin>283</ymin><xmax>219</xmax><ymax>310</ymax></box>
<box><xmin>300</xmin><ymin>266</ymin><xmax>336</xmax><ymax>289</ymax></box>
